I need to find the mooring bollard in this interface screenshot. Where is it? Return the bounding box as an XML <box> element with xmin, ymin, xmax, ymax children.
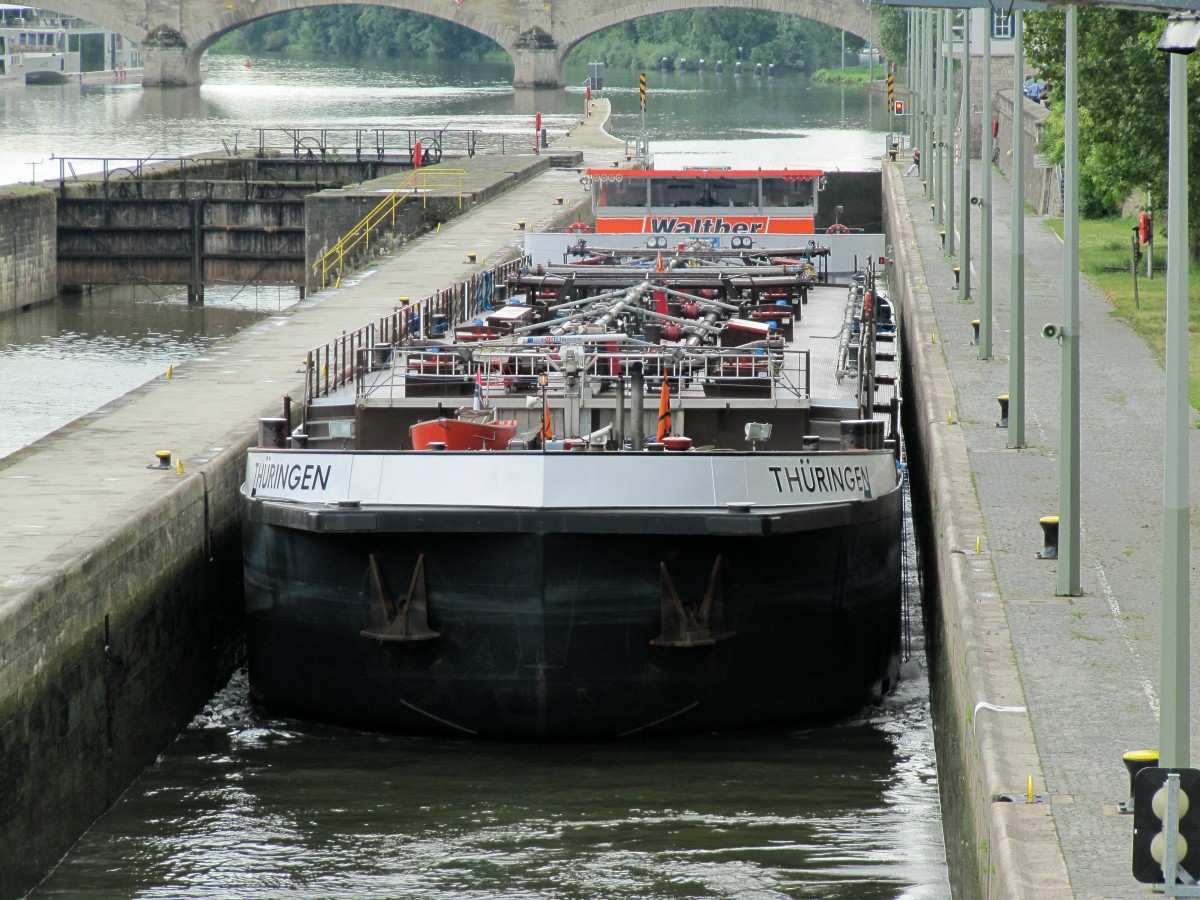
<box><xmin>1036</xmin><ymin>515</ymin><xmax>1060</xmax><ymax>559</ymax></box>
<box><xmin>996</xmin><ymin>394</ymin><xmax>1009</xmax><ymax>428</ymax></box>
<box><xmin>940</xmin><ymin>230</ymin><xmax>946</xmax><ymax>248</ymax></box>
<box><xmin>1119</xmin><ymin>749</ymin><xmax>1160</xmax><ymax>813</ymax></box>
<box><xmin>971</xmin><ymin>319</ymin><xmax>980</xmax><ymax>344</ymax></box>
<box><xmin>953</xmin><ymin>267</ymin><xmax>961</xmax><ymax>289</ymax></box>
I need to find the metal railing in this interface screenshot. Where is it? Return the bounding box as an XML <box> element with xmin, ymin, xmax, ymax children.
<box><xmin>303</xmin><ymin>257</ymin><xmax>529</xmax><ymax>410</ymax></box>
<box><xmin>248</xmin><ymin>126</ymin><xmax>482</xmax><ymax>163</ymax></box>
<box><xmin>357</xmin><ymin>344</ymin><xmax>811</xmax><ymax>404</ymax></box>
<box><xmin>310</xmin><ymin>166</ymin><xmax>470</xmax><ymax>290</ymax></box>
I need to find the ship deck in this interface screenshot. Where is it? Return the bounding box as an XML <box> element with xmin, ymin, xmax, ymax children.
<box><xmin>310</xmin><ymin>276</ymin><xmax>896</xmax><ymax>418</ymax></box>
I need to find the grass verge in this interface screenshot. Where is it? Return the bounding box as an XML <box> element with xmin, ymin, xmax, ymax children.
<box><xmin>1047</xmin><ymin>215</ymin><xmax>1200</xmax><ymax>411</ymax></box>
<box><xmin>811</xmin><ymin>65</ymin><xmax>874</xmax><ymax>86</ymax></box>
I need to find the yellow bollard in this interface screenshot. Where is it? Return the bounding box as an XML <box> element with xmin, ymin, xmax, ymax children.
<box><xmin>1027</xmin><ymin>776</ymin><xmax>1034</xmax><ymax>803</ymax></box>
<box><xmin>166</xmin><ymin>363</ymin><xmax>173</xmax><ymax>379</ymax></box>
<box><xmin>321</xmin><ymin>363</ymin><xmax>327</xmax><ymax>377</ymax></box>
<box><xmin>176</xmin><ymin>459</ymin><xmax>185</xmax><ymax>475</ymax></box>
<box><xmin>976</xmin><ymin>536</ymin><xmax>981</xmax><ymax>554</ymax></box>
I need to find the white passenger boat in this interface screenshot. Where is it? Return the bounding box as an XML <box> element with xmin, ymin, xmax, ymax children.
<box><xmin>0</xmin><ymin>5</ymin><xmax>141</xmax><ymax>87</ymax></box>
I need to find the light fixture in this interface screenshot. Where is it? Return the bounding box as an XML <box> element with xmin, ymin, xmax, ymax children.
<box><xmin>1158</xmin><ymin>14</ymin><xmax>1200</xmax><ymax>54</ymax></box>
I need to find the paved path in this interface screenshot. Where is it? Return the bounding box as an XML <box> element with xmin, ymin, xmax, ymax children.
<box><xmin>0</xmin><ymin>118</ymin><xmax>626</xmax><ymax>609</ymax></box>
<box><xmin>894</xmin><ymin>151</ymin><xmax>1198</xmax><ymax>898</ymax></box>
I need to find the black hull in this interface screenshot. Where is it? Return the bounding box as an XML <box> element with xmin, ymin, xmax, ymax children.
<box><xmin>242</xmin><ymin>492</ymin><xmax>903</xmax><ymax>739</ymax></box>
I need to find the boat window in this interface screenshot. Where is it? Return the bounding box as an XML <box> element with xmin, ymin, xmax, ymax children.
<box><xmin>650</xmin><ymin>177</ymin><xmax>705</xmax><ymax>208</ymax></box>
<box><xmin>594</xmin><ymin>176</ymin><xmax>648</xmax><ymax>208</ymax></box>
<box><xmin>703</xmin><ymin>177</ymin><xmax>757</xmax><ymax>208</ymax></box>
<box><xmin>762</xmin><ymin>176</ymin><xmax>815</xmax><ymax>209</ymax></box>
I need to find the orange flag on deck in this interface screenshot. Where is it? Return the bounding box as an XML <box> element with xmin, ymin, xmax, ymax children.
<box><xmin>655</xmin><ymin>251</ymin><xmax>665</xmax><ymax>273</ymax></box>
<box><xmin>540</xmin><ymin>401</ymin><xmax>553</xmax><ymax>442</ymax></box>
<box><xmin>656</xmin><ymin>379</ymin><xmax>672</xmax><ymax>441</ymax></box>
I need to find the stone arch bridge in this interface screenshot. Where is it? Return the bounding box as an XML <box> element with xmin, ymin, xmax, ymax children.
<box><xmin>53</xmin><ymin>0</ymin><xmax>874</xmax><ymax>88</ymax></box>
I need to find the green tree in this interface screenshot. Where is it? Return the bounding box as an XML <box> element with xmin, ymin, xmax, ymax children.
<box><xmin>877</xmin><ymin>8</ymin><xmax>907</xmax><ymax>67</ymax></box>
<box><xmin>1025</xmin><ymin>8</ymin><xmax>1200</xmax><ymax>254</ymax></box>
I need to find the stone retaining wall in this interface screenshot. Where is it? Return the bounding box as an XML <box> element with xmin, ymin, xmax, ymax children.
<box><xmin>0</xmin><ymin>188</ymin><xmax>56</xmax><ymax>317</ymax></box>
<box><xmin>884</xmin><ymin>163</ymin><xmax>1064</xmax><ymax>900</ymax></box>
<box><xmin>0</xmin><ymin>439</ymin><xmax>249</xmax><ymax>900</ymax></box>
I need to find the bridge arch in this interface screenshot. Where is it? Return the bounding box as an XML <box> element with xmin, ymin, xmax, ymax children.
<box><xmin>25</xmin><ymin>0</ymin><xmax>876</xmax><ymax>88</ymax></box>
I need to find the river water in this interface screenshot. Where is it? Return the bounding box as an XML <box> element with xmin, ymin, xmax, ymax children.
<box><xmin>6</xmin><ymin>53</ymin><xmax>949</xmax><ymax>899</ymax></box>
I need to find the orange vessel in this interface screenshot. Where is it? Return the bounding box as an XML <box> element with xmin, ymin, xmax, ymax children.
<box><xmin>409</xmin><ymin>413</ymin><xmax>518</xmax><ymax>450</ymax></box>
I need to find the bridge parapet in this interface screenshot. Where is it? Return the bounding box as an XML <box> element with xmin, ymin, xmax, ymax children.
<box><xmin>56</xmin><ymin>0</ymin><xmax>876</xmax><ymax>89</ymax></box>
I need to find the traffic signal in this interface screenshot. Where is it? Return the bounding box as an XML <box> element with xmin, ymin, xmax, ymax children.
<box><xmin>894</xmin><ymin>100</ymin><xmax>905</xmax><ymax>116</ymax></box>
<box><xmin>1132</xmin><ymin>767</ymin><xmax>1200</xmax><ymax>884</ymax></box>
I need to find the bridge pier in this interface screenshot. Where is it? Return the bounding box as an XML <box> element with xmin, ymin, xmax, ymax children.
<box><xmin>512</xmin><ymin>47</ymin><xmax>564</xmax><ymax>89</ymax></box>
<box><xmin>140</xmin><ymin>31</ymin><xmax>204</xmax><ymax>87</ymax></box>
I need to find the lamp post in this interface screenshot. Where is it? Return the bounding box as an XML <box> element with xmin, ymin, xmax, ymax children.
<box><xmin>1056</xmin><ymin>4</ymin><xmax>1081</xmax><ymax>598</ymax></box>
<box><xmin>978</xmin><ymin>9</ymin><xmax>992</xmax><ymax>359</ymax></box>
<box><xmin>943</xmin><ymin>9</ymin><xmax>955</xmax><ymax>254</ymax></box>
<box><xmin>1008</xmin><ymin>9</ymin><xmax>1026</xmax><ymax>449</ymax></box>
<box><xmin>1155</xmin><ymin>11</ymin><xmax>1200</xmax><ymax>770</ymax></box>
<box><xmin>958</xmin><ymin>8</ymin><xmax>970</xmax><ymax>299</ymax></box>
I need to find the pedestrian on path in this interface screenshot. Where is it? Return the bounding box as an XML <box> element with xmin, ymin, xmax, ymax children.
<box><xmin>905</xmin><ymin>148</ymin><xmax>920</xmax><ymax>177</ymax></box>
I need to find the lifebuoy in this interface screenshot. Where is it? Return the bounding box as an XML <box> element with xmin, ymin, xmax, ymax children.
<box><xmin>567</xmin><ymin>222</ymin><xmax>593</xmax><ymax>234</ymax></box>
<box><xmin>826</xmin><ymin>223</ymin><xmax>850</xmax><ymax>235</ymax></box>
<box><xmin>1138</xmin><ymin>211</ymin><xmax>1151</xmax><ymax>245</ymax></box>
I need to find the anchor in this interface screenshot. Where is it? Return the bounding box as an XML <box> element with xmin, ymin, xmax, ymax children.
<box><xmin>651</xmin><ymin>556</ymin><xmax>735</xmax><ymax>647</ymax></box>
<box><xmin>360</xmin><ymin>552</ymin><xmax>440</xmax><ymax>642</ymax></box>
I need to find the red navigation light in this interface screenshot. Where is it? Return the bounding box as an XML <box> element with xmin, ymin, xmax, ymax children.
<box><xmin>894</xmin><ymin>100</ymin><xmax>905</xmax><ymax>115</ymax></box>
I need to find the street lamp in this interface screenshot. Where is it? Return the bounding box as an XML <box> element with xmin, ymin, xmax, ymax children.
<box><xmin>1158</xmin><ymin>14</ymin><xmax>1200</xmax><ymax>53</ymax></box>
<box><xmin>1155</xmin><ymin>11</ymin><xmax>1199</xmax><ymax>771</ymax></box>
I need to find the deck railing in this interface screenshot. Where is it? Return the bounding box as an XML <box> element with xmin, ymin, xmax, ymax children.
<box><xmin>303</xmin><ymin>256</ymin><xmax>529</xmax><ymax>411</ymax></box>
<box><xmin>356</xmin><ymin>345</ymin><xmax>812</xmax><ymax>405</ymax></box>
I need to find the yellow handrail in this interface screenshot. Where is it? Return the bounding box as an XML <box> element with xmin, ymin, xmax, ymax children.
<box><xmin>312</xmin><ymin>166</ymin><xmax>469</xmax><ymax>289</ymax></box>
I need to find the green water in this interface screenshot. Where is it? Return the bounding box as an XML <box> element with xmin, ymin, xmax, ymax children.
<box><xmin>32</xmin><ymin>672</ymin><xmax>945</xmax><ymax>899</ymax></box>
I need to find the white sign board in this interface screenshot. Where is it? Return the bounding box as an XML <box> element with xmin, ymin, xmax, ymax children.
<box><xmin>245</xmin><ymin>450</ymin><xmax>899</xmax><ymax>510</ymax></box>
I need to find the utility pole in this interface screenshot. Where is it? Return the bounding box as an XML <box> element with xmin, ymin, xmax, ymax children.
<box><xmin>1057</xmin><ymin>4</ymin><xmax>1081</xmax><ymax>597</ymax></box>
<box><xmin>1008</xmin><ymin>10</ymin><xmax>1026</xmax><ymax>449</ymax></box>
